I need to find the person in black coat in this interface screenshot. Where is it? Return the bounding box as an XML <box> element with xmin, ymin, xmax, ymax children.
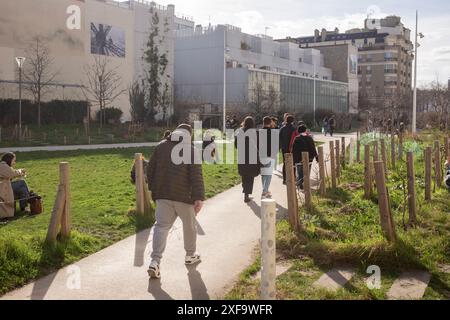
<box><xmin>279</xmin><ymin>115</ymin><xmax>296</xmax><ymax>184</ymax></box>
<box><xmin>235</xmin><ymin>116</ymin><xmax>260</xmax><ymax>203</ymax></box>
<box><xmin>292</xmin><ymin>124</ymin><xmax>318</xmax><ymax>190</ymax></box>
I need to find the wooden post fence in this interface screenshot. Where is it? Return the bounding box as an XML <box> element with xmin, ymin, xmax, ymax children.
<box><xmin>135</xmin><ymin>153</ymin><xmax>146</xmax><ymax>215</ymax></box>
<box><xmin>318</xmin><ymin>146</ymin><xmax>326</xmax><ymax>196</ymax></box>
<box><xmin>435</xmin><ymin>141</ymin><xmax>442</xmax><ymax>188</ymax></box>
<box><xmin>364</xmin><ymin>144</ymin><xmax>372</xmax><ymax>199</ymax></box>
<box><xmin>381</xmin><ymin>139</ymin><xmax>388</xmax><ymax>177</ymax></box>
<box><xmin>285</xmin><ymin>153</ymin><xmax>299</xmax><ymax>231</ymax></box>
<box><xmin>302</xmin><ymin>152</ymin><xmax>312</xmax><ymax>209</ymax></box>
<box><xmin>374</xmin><ymin>161</ymin><xmax>397</xmax><ymax>242</ymax></box>
<box><xmin>391</xmin><ymin>132</ymin><xmax>396</xmax><ymax>169</ymax></box>
<box><xmin>425</xmin><ymin>146</ymin><xmax>432</xmax><ymax>201</ymax></box>
<box><xmin>399</xmin><ymin>131</ymin><xmax>404</xmax><ymax>161</ymax></box>
<box><xmin>406</xmin><ymin>152</ymin><xmax>416</xmax><ymax>226</ymax></box>
<box><xmin>445</xmin><ymin>136</ymin><xmax>449</xmax><ymax>160</ymax></box>
<box><xmin>357</xmin><ymin>139</ymin><xmax>361</xmax><ymax>163</ymax></box>
<box><xmin>349</xmin><ymin>138</ymin><xmax>355</xmax><ymax>165</ymax></box>
<box><xmin>329</xmin><ymin>141</ymin><xmax>337</xmax><ymax>189</ymax></box>
<box><xmin>46</xmin><ymin>162</ymin><xmax>71</xmax><ymax>243</ymax></box>
<box><xmin>335</xmin><ymin>140</ymin><xmax>341</xmax><ymax>181</ymax></box>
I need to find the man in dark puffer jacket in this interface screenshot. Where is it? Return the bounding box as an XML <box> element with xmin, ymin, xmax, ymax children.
<box><xmin>146</xmin><ymin>124</ymin><xmax>205</xmax><ymax>279</ymax></box>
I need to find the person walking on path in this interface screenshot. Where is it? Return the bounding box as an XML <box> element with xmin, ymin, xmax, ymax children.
<box><xmin>279</xmin><ymin>115</ymin><xmax>296</xmax><ymax>185</ymax></box>
<box><xmin>328</xmin><ymin>115</ymin><xmax>336</xmax><ymax>137</ymax></box>
<box><xmin>0</xmin><ymin>152</ymin><xmax>30</xmax><ymax>219</ymax></box>
<box><xmin>146</xmin><ymin>124</ymin><xmax>205</xmax><ymax>279</ymax></box>
<box><xmin>259</xmin><ymin>117</ymin><xmax>277</xmax><ymax>199</ymax></box>
<box><xmin>322</xmin><ymin>117</ymin><xmax>329</xmax><ymax>136</ymax></box>
<box><xmin>235</xmin><ymin>116</ymin><xmax>261</xmax><ymax>203</ymax></box>
<box><xmin>292</xmin><ymin>124</ymin><xmax>318</xmax><ymax>190</ymax></box>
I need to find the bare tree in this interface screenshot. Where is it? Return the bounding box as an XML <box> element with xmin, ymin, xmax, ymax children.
<box><xmin>82</xmin><ymin>56</ymin><xmax>125</xmax><ymax>128</ymax></box>
<box><xmin>23</xmin><ymin>36</ymin><xmax>58</xmax><ymax>127</ymax></box>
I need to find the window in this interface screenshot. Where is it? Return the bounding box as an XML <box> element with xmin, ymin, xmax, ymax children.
<box><xmin>384</xmin><ymin>64</ymin><xmax>397</xmax><ymax>74</ymax></box>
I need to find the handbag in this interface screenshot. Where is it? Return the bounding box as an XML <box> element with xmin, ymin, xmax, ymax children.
<box><xmin>28</xmin><ymin>192</ymin><xmax>43</xmax><ymax>215</ymax></box>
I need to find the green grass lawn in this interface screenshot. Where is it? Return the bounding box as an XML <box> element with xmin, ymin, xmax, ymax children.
<box><xmin>0</xmin><ymin>145</ymin><xmax>241</xmax><ymax>295</ymax></box>
<box><xmin>226</xmin><ymin>132</ymin><xmax>450</xmax><ymax>300</ymax></box>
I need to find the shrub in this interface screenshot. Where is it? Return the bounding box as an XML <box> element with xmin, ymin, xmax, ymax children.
<box><xmin>96</xmin><ymin>107</ymin><xmax>123</xmax><ymax>124</ymax></box>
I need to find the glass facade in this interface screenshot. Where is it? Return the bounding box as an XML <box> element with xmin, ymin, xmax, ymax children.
<box><xmin>248</xmin><ymin>69</ymin><xmax>348</xmax><ymax>114</ymax></box>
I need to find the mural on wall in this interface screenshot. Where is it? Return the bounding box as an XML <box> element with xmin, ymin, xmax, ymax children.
<box><xmin>349</xmin><ymin>55</ymin><xmax>358</xmax><ymax>74</ymax></box>
<box><xmin>90</xmin><ymin>23</ymin><xmax>125</xmax><ymax>57</ymax></box>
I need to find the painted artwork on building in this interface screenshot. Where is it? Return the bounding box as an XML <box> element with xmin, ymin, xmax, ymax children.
<box><xmin>90</xmin><ymin>23</ymin><xmax>125</xmax><ymax>57</ymax></box>
<box><xmin>349</xmin><ymin>55</ymin><xmax>358</xmax><ymax>74</ymax></box>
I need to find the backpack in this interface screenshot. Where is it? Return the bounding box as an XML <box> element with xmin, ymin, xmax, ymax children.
<box><xmin>28</xmin><ymin>192</ymin><xmax>43</xmax><ymax>215</ymax></box>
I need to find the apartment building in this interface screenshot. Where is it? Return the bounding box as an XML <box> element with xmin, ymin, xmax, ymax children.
<box><xmin>175</xmin><ymin>24</ymin><xmax>349</xmax><ymax>118</ymax></box>
<box><xmin>0</xmin><ymin>0</ymin><xmax>193</xmax><ymax>120</ymax></box>
<box><xmin>287</xmin><ymin>16</ymin><xmax>413</xmax><ymax>108</ymax></box>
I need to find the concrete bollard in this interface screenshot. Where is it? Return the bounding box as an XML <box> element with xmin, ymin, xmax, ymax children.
<box><xmin>261</xmin><ymin>199</ymin><xmax>276</xmax><ymax>300</ymax></box>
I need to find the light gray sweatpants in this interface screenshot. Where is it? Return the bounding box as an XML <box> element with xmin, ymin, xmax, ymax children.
<box><xmin>151</xmin><ymin>199</ymin><xmax>197</xmax><ymax>264</ymax></box>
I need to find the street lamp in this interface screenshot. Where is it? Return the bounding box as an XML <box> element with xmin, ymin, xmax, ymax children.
<box><xmin>313</xmin><ymin>58</ymin><xmax>317</xmax><ymax>128</ymax></box>
<box><xmin>223</xmin><ymin>26</ymin><xmax>230</xmax><ymax>135</ymax></box>
<box><xmin>15</xmin><ymin>57</ymin><xmax>26</xmax><ymax>140</ymax></box>
<box><xmin>412</xmin><ymin>10</ymin><xmax>424</xmax><ymax>134</ymax></box>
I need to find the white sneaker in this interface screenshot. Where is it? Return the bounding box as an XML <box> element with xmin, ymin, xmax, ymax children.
<box><xmin>147</xmin><ymin>261</ymin><xmax>161</xmax><ymax>279</ymax></box>
<box><xmin>185</xmin><ymin>253</ymin><xmax>201</xmax><ymax>265</ymax></box>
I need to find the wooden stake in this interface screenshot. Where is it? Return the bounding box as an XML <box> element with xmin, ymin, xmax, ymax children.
<box><xmin>318</xmin><ymin>146</ymin><xmax>326</xmax><ymax>196</ymax></box>
<box><xmin>425</xmin><ymin>146</ymin><xmax>432</xmax><ymax>201</ymax></box>
<box><xmin>445</xmin><ymin>136</ymin><xmax>449</xmax><ymax>159</ymax></box>
<box><xmin>435</xmin><ymin>140</ymin><xmax>442</xmax><ymax>188</ymax></box>
<box><xmin>406</xmin><ymin>152</ymin><xmax>416</xmax><ymax>226</ymax></box>
<box><xmin>349</xmin><ymin>138</ymin><xmax>355</xmax><ymax>165</ymax></box>
<box><xmin>335</xmin><ymin>140</ymin><xmax>340</xmax><ymax>180</ymax></box>
<box><xmin>357</xmin><ymin>139</ymin><xmax>361</xmax><ymax>163</ymax></box>
<box><xmin>373</xmin><ymin>140</ymin><xmax>379</xmax><ymax>162</ymax></box>
<box><xmin>391</xmin><ymin>132</ymin><xmax>396</xmax><ymax>169</ymax></box>
<box><xmin>135</xmin><ymin>153</ymin><xmax>145</xmax><ymax>215</ymax></box>
<box><xmin>302</xmin><ymin>152</ymin><xmax>312</xmax><ymax>209</ymax></box>
<box><xmin>374</xmin><ymin>161</ymin><xmax>396</xmax><ymax>242</ymax></box>
<box><xmin>398</xmin><ymin>131</ymin><xmax>403</xmax><ymax>161</ymax></box>
<box><xmin>329</xmin><ymin>141</ymin><xmax>337</xmax><ymax>189</ymax></box>
<box><xmin>285</xmin><ymin>153</ymin><xmax>299</xmax><ymax>231</ymax></box>
<box><xmin>364</xmin><ymin>144</ymin><xmax>372</xmax><ymax>199</ymax></box>
<box><xmin>46</xmin><ymin>162</ymin><xmax>71</xmax><ymax>243</ymax></box>
<box><xmin>341</xmin><ymin>137</ymin><xmax>346</xmax><ymax>167</ymax></box>
<box><xmin>381</xmin><ymin>139</ymin><xmax>388</xmax><ymax>176</ymax></box>
<box><xmin>46</xmin><ymin>184</ymin><xmax>66</xmax><ymax>243</ymax></box>
<box><xmin>60</xmin><ymin>162</ymin><xmax>71</xmax><ymax>238</ymax></box>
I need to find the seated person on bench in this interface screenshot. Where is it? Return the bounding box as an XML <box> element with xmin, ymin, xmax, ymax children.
<box><xmin>0</xmin><ymin>152</ymin><xmax>30</xmax><ymax>218</ymax></box>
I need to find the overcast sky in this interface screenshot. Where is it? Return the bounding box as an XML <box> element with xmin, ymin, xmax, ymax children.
<box><xmin>124</xmin><ymin>0</ymin><xmax>450</xmax><ymax>87</ymax></box>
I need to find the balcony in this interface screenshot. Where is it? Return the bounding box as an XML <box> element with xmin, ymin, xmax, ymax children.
<box><xmin>384</xmin><ymin>81</ymin><xmax>397</xmax><ymax>86</ymax></box>
<box><xmin>385</xmin><ymin>57</ymin><xmax>398</xmax><ymax>62</ymax></box>
<box><xmin>384</xmin><ymin>69</ymin><xmax>398</xmax><ymax>74</ymax></box>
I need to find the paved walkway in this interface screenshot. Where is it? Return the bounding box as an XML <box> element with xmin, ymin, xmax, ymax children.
<box><xmin>1</xmin><ymin>133</ymin><xmax>356</xmax><ymax>300</ymax></box>
<box><xmin>0</xmin><ymin>142</ymin><xmax>161</xmax><ymax>153</ymax></box>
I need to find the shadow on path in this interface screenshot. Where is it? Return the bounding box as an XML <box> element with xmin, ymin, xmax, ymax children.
<box><xmin>247</xmin><ymin>201</ymin><xmax>261</xmax><ymax>219</ymax></box>
<box><xmin>186</xmin><ymin>264</ymin><xmax>210</xmax><ymax>300</ymax></box>
<box><xmin>134</xmin><ymin>228</ymin><xmax>152</xmax><ymax>267</ymax></box>
<box><xmin>148</xmin><ymin>278</ymin><xmax>174</xmax><ymax>300</ymax></box>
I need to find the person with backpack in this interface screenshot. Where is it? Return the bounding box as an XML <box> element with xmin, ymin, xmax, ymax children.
<box><xmin>292</xmin><ymin>124</ymin><xmax>318</xmax><ymax>190</ymax></box>
<box><xmin>146</xmin><ymin>124</ymin><xmax>205</xmax><ymax>279</ymax></box>
<box><xmin>279</xmin><ymin>115</ymin><xmax>296</xmax><ymax>184</ymax></box>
